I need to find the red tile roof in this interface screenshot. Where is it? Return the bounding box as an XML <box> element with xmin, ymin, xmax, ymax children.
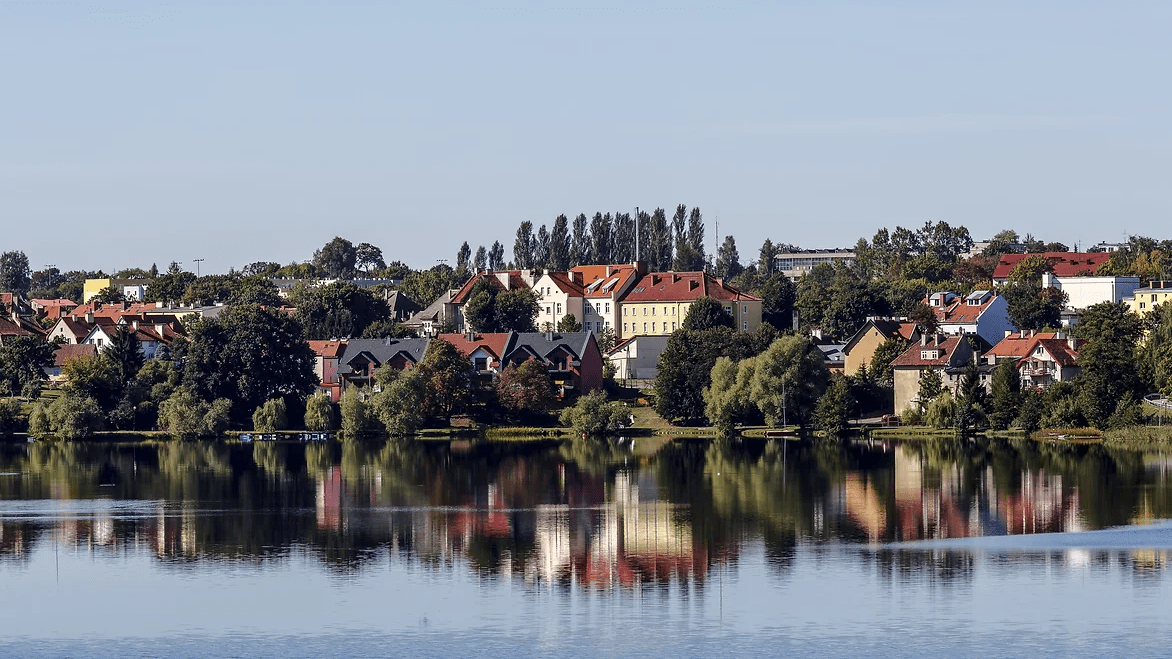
<box><xmin>1019</xmin><ymin>338</ymin><xmax>1084</xmax><ymax>368</ymax></box>
<box><xmin>451</xmin><ymin>271</ymin><xmax>532</xmax><ymax>304</ymax></box>
<box><xmin>571</xmin><ymin>265</ymin><xmax>641</xmax><ymax>299</ymax></box>
<box><xmin>0</xmin><ymin>317</ymin><xmax>31</xmax><ymax>337</ymax></box>
<box><xmin>993</xmin><ymin>252</ymin><xmax>1111</xmax><ymax>279</ymax></box>
<box><xmin>623</xmin><ymin>272</ymin><xmax>761</xmax><ymax>303</ymax></box>
<box><xmin>890</xmin><ymin>336</ymin><xmax>966</xmax><ymax>368</ymax></box>
<box><xmin>925</xmin><ymin>294</ymin><xmax>998</xmax><ymax>325</ymax></box>
<box><xmin>544</xmin><ymin>271</ymin><xmax>585</xmax><ymax>296</ymax></box>
<box><xmin>308</xmin><ymin>340</ymin><xmax>346</xmax><ymax>359</ymax></box>
<box><xmin>32</xmin><ymin>298</ymin><xmax>77</xmax><ymax>308</ymax></box>
<box><xmin>986</xmin><ymin>331</ymin><xmax>1056</xmax><ymax>361</ymax></box>
<box><xmin>437</xmin><ymin>332</ymin><xmax>511</xmax><ymax>364</ymax></box>
<box><xmin>54</xmin><ymin>343</ymin><xmax>98</xmax><ymax>367</ymax></box>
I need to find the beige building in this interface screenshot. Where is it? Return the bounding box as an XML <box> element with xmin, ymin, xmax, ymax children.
<box><xmin>1124</xmin><ymin>280</ymin><xmax>1172</xmax><ymax>320</ymax></box>
<box><xmin>618</xmin><ymin>272</ymin><xmax>762</xmax><ymax>339</ymax></box>
<box><xmin>890</xmin><ymin>335</ymin><xmax>978</xmax><ymax>414</ymax></box>
<box><xmin>842</xmin><ymin>318</ymin><xmax>919</xmax><ymax>376</ymax></box>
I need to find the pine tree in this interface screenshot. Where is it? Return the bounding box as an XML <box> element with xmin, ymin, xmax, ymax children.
<box><xmin>953</xmin><ymin>360</ymin><xmax>986</xmax><ymax>431</ymax></box>
<box><xmin>988</xmin><ymin>359</ymin><xmax>1021</xmax><ymax>430</ymax></box>
<box><xmin>715</xmin><ymin>235</ymin><xmax>743</xmax><ymax>278</ymax></box>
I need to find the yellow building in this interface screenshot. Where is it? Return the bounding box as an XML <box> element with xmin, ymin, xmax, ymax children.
<box><xmin>842</xmin><ymin>318</ymin><xmax>920</xmax><ymax>376</ymax></box>
<box><xmin>617</xmin><ymin>271</ymin><xmax>762</xmax><ymax>339</ymax></box>
<box><xmin>1124</xmin><ymin>281</ymin><xmax>1172</xmax><ymax>319</ymax></box>
<box><xmin>83</xmin><ymin>278</ymin><xmax>150</xmax><ymax>303</ymax></box>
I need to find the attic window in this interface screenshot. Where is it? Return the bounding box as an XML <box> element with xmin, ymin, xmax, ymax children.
<box><xmin>921</xmin><ymin>350</ymin><xmax>938</xmax><ymax>360</ymax></box>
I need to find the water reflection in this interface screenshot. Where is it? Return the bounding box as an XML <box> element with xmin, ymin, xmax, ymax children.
<box><xmin>1</xmin><ymin>437</ymin><xmax>1171</xmax><ymax>589</ymax></box>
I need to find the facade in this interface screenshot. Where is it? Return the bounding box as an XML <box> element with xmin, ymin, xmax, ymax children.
<box><xmin>774</xmin><ymin>250</ymin><xmax>855</xmax><ymax>281</ymax></box>
<box><xmin>1123</xmin><ymin>281</ymin><xmax>1172</xmax><ymax>319</ymax></box>
<box><xmin>307</xmin><ymin>340</ymin><xmax>346</xmax><ymax>402</ymax></box>
<box><xmin>991</xmin><ymin>252</ymin><xmax>1111</xmax><ymax>286</ymax></box>
<box><xmin>924</xmin><ymin>290</ymin><xmax>1014</xmax><ymax>347</ymax></box>
<box><xmin>440</xmin><ymin>331</ymin><xmax>604</xmax><ymax>396</ymax></box>
<box><xmin>1017</xmin><ymin>336</ymin><xmax>1084</xmax><ymax>390</ymax></box>
<box><xmin>606</xmin><ymin>335</ymin><xmax>668</xmax><ymax>381</ymax></box>
<box><xmin>336</xmin><ymin>338</ymin><xmax>431</xmax><ymax>390</ymax></box>
<box><xmin>890</xmin><ymin>335</ymin><xmax>978</xmax><ymax>414</ymax></box>
<box><xmin>82</xmin><ymin>278</ymin><xmax>150</xmax><ymax>303</ymax></box>
<box><xmin>618</xmin><ymin>272</ymin><xmax>762</xmax><ymax>340</ymax></box>
<box><xmin>532</xmin><ymin>271</ymin><xmax>585</xmax><ymax>331</ymax></box>
<box><xmin>570</xmin><ymin>264</ymin><xmax>641</xmax><ymax>335</ymax></box>
<box><xmin>1039</xmin><ymin>272</ymin><xmax>1142</xmax><ymax>312</ymax></box>
<box><xmin>842</xmin><ymin>318</ymin><xmax>920</xmax><ymax>376</ymax></box>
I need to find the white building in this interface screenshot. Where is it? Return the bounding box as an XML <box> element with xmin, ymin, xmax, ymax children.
<box><xmin>1040</xmin><ymin>272</ymin><xmax>1142</xmax><ymax>311</ymax></box>
<box><xmin>774</xmin><ymin>250</ymin><xmax>855</xmax><ymax>281</ymax></box>
<box><xmin>532</xmin><ymin>272</ymin><xmax>585</xmax><ymax>331</ymax></box>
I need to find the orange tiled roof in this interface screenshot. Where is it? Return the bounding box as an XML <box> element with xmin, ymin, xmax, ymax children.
<box><xmin>623</xmin><ymin>272</ymin><xmax>760</xmax><ymax>303</ymax></box>
<box><xmin>890</xmin><ymin>336</ymin><xmax>966</xmax><ymax>368</ymax></box>
<box><xmin>308</xmin><ymin>340</ymin><xmax>346</xmax><ymax>359</ymax></box>
<box><xmin>986</xmin><ymin>331</ymin><xmax>1056</xmax><ymax>361</ymax></box>
<box><xmin>451</xmin><ymin>272</ymin><xmax>531</xmax><ymax>304</ymax></box>
<box><xmin>570</xmin><ymin>265</ymin><xmax>640</xmax><ymax>299</ymax></box>
<box><xmin>1019</xmin><ymin>337</ymin><xmax>1084</xmax><ymax>368</ymax></box>
<box><xmin>437</xmin><ymin>332</ymin><xmax>511</xmax><ymax>363</ymax></box>
<box><xmin>993</xmin><ymin>252</ymin><xmax>1111</xmax><ymax>279</ymax></box>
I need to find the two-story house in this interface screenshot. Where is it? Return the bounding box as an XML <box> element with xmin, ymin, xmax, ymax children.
<box><xmin>570</xmin><ymin>264</ymin><xmax>642</xmax><ymax>335</ymax></box>
<box><xmin>924</xmin><ymin>290</ymin><xmax>1014</xmax><ymax>348</ymax></box>
<box><xmin>532</xmin><ymin>271</ymin><xmax>585</xmax><ymax>331</ymax></box>
<box><xmin>1017</xmin><ymin>334</ymin><xmax>1085</xmax><ymax>390</ymax></box>
<box><xmin>618</xmin><ymin>272</ymin><xmax>762</xmax><ymax>339</ymax></box>
<box><xmin>890</xmin><ymin>334</ymin><xmax>979</xmax><ymax>413</ymax></box>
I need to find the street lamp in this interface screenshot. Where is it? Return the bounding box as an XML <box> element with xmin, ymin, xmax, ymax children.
<box><xmin>192</xmin><ymin>258</ymin><xmax>205</xmax><ymax>276</ymax></box>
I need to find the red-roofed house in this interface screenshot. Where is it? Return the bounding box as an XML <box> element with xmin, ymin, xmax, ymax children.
<box><xmin>618</xmin><ymin>272</ymin><xmax>762</xmax><ymax>339</ymax></box>
<box><xmin>30</xmin><ymin>298</ymin><xmax>78</xmax><ymax>321</ymax></box>
<box><xmin>1017</xmin><ymin>335</ymin><xmax>1085</xmax><ymax>390</ymax></box>
<box><xmin>437</xmin><ymin>331</ymin><xmax>512</xmax><ymax>384</ymax></box>
<box><xmin>0</xmin><ymin>316</ymin><xmax>32</xmax><ymax>346</ymax></box>
<box><xmin>308</xmin><ymin>340</ymin><xmax>346</xmax><ymax>401</ymax></box>
<box><xmin>44</xmin><ymin>344</ymin><xmax>98</xmax><ymax>383</ymax></box>
<box><xmin>532</xmin><ymin>270</ymin><xmax>586</xmax><ymax>332</ymax></box>
<box><xmin>447</xmin><ymin>270</ymin><xmax>537</xmax><ymax>332</ymax></box>
<box><xmin>571</xmin><ymin>264</ymin><xmax>642</xmax><ymax>335</ymax></box>
<box><xmin>984</xmin><ymin>330</ymin><xmax>1056</xmax><ymax>365</ymax></box>
<box><xmin>924</xmin><ymin>290</ymin><xmax>1014</xmax><ymax>347</ymax></box>
<box><xmin>992</xmin><ymin>252</ymin><xmax>1111</xmax><ymax>285</ymax></box>
<box><xmin>890</xmin><ymin>334</ymin><xmax>979</xmax><ymax>413</ymax></box>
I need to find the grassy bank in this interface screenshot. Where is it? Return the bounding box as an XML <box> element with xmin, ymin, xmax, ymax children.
<box><xmin>1103</xmin><ymin>425</ymin><xmax>1172</xmax><ymax>445</ymax></box>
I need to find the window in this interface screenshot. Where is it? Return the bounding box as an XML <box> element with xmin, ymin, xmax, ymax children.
<box><xmin>743</xmin><ymin>321</ymin><xmax>748</xmax><ymax>330</ymax></box>
<box><xmin>556</xmin><ymin>303</ymin><xmax>562</xmax><ymax>314</ymax></box>
<box><xmin>652</xmin><ymin>322</ymin><xmax>657</xmax><ymax>332</ymax></box>
<box><xmin>664</xmin><ymin>306</ymin><xmax>668</xmax><ymax>315</ymax></box>
<box><xmin>623</xmin><ymin>323</ymin><xmax>628</xmax><ymax>332</ymax></box>
<box><xmin>643</xmin><ymin>308</ymin><xmax>647</xmax><ymax>316</ymax></box>
<box><xmin>724</xmin><ymin>307</ymin><xmax>732</xmax><ymax>315</ymax></box>
<box><xmin>672</xmin><ymin>322</ymin><xmax>677</xmax><ymax>331</ymax></box>
<box><xmin>584</xmin><ymin>321</ymin><xmax>591</xmax><ymax>331</ymax></box>
<box><xmin>651</xmin><ymin>307</ymin><xmax>655</xmax><ymax>315</ymax></box>
<box><xmin>605</xmin><ymin>303</ymin><xmax>610</xmax><ymax>313</ymax></box>
<box><xmin>643</xmin><ymin>323</ymin><xmax>647</xmax><ymax>333</ymax></box>
<box><xmin>743</xmin><ymin>305</ymin><xmax>748</xmax><ymax>314</ymax></box>
<box><xmin>672</xmin><ymin>307</ymin><xmax>676</xmax><ymax>315</ymax></box>
<box><xmin>474</xmin><ymin>357</ymin><xmax>488</xmax><ymax>371</ymax></box>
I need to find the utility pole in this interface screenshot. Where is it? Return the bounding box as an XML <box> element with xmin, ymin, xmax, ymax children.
<box><xmin>192</xmin><ymin>258</ymin><xmax>204</xmax><ymax>277</ymax></box>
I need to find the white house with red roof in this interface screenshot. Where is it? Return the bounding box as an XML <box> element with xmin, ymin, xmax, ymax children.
<box><xmin>1016</xmin><ymin>334</ymin><xmax>1085</xmax><ymax>390</ymax></box>
<box><xmin>992</xmin><ymin>252</ymin><xmax>1112</xmax><ymax>286</ymax></box>
<box><xmin>532</xmin><ymin>271</ymin><xmax>585</xmax><ymax>331</ymax></box>
<box><xmin>618</xmin><ymin>272</ymin><xmax>762</xmax><ymax>339</ymax></box>
<box><xmin>570</xmin><ymin>264</ymin><xmax>642</xmax><ymax>335</ymax></box>
<box><xmin>925</xmin><ymin>290</ymin><xmax>1014</xmax><ymax>347</ymax></box>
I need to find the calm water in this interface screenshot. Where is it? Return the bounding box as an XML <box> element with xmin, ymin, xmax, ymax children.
<box><xmin>2</xmin><ymin>436</ymin><xmax>1172</xmax><ymax>657</ymax></box>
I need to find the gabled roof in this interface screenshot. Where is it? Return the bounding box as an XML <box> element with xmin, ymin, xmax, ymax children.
<box><xmin>0</xmin><ymin>316</ymin><xmax>31</xmax><ymax>337</ymax></box>
<box><xmin>993</xmin><ymin>252</ymin><xmax>1111</xmax><ymax>279</ymax></box>
<box><xmin>843</xmin><ymin>318</ymin><xmax>919</xmax><ymax>353</ymax></box>
<box><xmin>986</xmin><ymin>331</ymin><xmax>1056</xmax><ymax>361</ymax></box>
<box><xmin>923</xmin><ymin>292</ymin><xmax>999</xmax><ymax>325</ymax></box>
<box><xmin>404</xmin><ymin>290</ymin><xmax>454</xmax><ymax>325</ymax></box>
<box><xmin>890</xmin><ymin>336</ymin><xmax>971</xmax><ymax>368</ymax></box>
<box><xmin>31</xmin><ymin>298</ymin><xmax>77</xmax><ymax>309</ymax></box>
<box><xmin>338</xmin><ymin>338</ymin><xmax>431</xmax><ymax>369</ymax></box>
<box><xmin>1019</xmin><ymin>337</ymin><xmax>1084</xmax><ymax>369</ymax></box>
<box><xmin>385</xmin><ymin>291</ymin><xmax>421</xmax><ymax>314</ymax></box>
<box><xmin>53</xmin><ymin>317</ymin><xmax>92</xmax><ymax>338</ymax></box>
<box><xmin>570</xmin><ymin>265</ymin><xmax>641</xmax><ymax>299</ymax></box>
<box><xmin>451</xmin><ymin>271</ymin><xmax>531</xmax><ymax>304</ymax></box>
<box><xmin>308</xmin><ymin>340</ymin><xmax>346</xmax><ymax>359</ymax></box>
<box><xmin>623</xmin><ymin>272</ymin><xmax>761</xmax><ymax>303</ymax></box>
<box><xmin>437</xmin><ymin>332</ymin><xmax>511</xmax><ymax>362</ymax></box>
<box><xmin>539</xmin><ymin>271</ymin><xmax>586</xmax><ymax>296</ymax></box>
<box><xmin>53</xmin><ymin>343</ymin><xmax>98</xmax><ymax>367</ymax></box>
<box><xmin>503</xmin><ymin>331</ymin><xmax>597</xmax><ymax>365</ymax></box>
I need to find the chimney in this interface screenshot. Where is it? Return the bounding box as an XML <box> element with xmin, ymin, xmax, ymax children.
<box><xmin>132</xmin><ymin>319</ymin><xmax>139</xmax><ymax>331</ymax></box>
<box><xmin>85</xmin><ymin>311</ymin><xmax>94</xmax><ymax>324</ymax></box>
<box><xmin>155</xmin><ymin>323</ymin><xmax>165</xmax><ymax>337</ymax></box>
<box><xmin>651</xmin><ymin>274</ymin><xmax>660</xmax><ymax>286</ymax></box>
<box><xmin>1068</xmin><ymin>336</ymin><xmax>1078</xmax><ymax>351</ymax></box>
<box><xmin>921</xmin><ymin>333</ymin><xmax>928</xmax><ymax>347</ymax></box>
<box><xmin>672</xmin><ymin>273</ymin><xmax>679</xmax><ymax>283</ymax></box>
<box><xmin>1004</xmin><ymin>329</ymin><xmax>1012</xmax><ymax>339</ymax></box>
<box><xmin>466</xmin><ymin>328</ymin><xmax>475</xmax><ymax>342</ymax></box>
<box><xmin>606</xmin><ymin>265</ymin><xmax>613</xmax><ymax>276</ymax></box>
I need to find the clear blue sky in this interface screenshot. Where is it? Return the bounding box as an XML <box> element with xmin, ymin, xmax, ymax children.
<box><xmin>2</xmin><ymin>1</ymin><xmax>1169</xmax><ymax>274</ymax></box>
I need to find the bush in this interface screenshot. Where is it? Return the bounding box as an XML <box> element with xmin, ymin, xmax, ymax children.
<box><xmin>339</xmin><ymin>387</ymin><xmax>374</xmax><ymax>438</ymax></box>
<box><xmin>559</xmin><ymin>390</ymin><xmax>630</xmax><ymax>436</ymax></box>
<box><xmin>252</xmin><ymin>398</ymin><xmax>289</xmax><ymax>432</ymax></box>
<box><xmin>900</xmin><ymin>406</ymin><xmax>924</xmax><ymax>427</ymax></box>
<box><xmin>304</xmin><ymin>392</ymin><xmax>337</xmax><ymax>431</ymax></box>
<box><xmin>924</xmin><ymin>390</ymin><xmax>956</xmax><ymax>430</ymax></box>
<box><xmin>0</xmin><ymin>398</ymin><xmax>25</xmax><ymax>435</ymax></box>
<box><xmin>370</xmin><ymin>368</ymin><xmax>428</xmax><ymax>436</ymax></box>
<box><xmin>31</xmin><ymin>393</ymin><xmax>105</xmax><ymax>440</ymax></box>
<box><xmin>157</xmin><ymin>388</ymin><xmax>232</xmax><ymax>438</ymax></box>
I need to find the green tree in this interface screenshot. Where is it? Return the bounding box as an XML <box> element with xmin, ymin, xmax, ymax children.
<box><xmin>356</xmin><ymin>242</ymin><xmax>385</xmax><ymax>275</ymax></box>
<box><xmin>1141</xmin><ymin>301</ymin><xmax>1172</xmax><ymax>396</ymax></box>
<box><xmin>917</xmin><ymin>368</ymin><xmax>943</xmax><ymax>406</ymax></box>
<box><xmin>62</xmin><ymin>352</ymin><xmax>121</xmax><ymax>413</ymax></box>
<box><xmin>455</xmin><ymin>241</ymin><xmax>472</xmax><ymax>276</ymax></box>
<box><xmin>1000</xmin><ymin>254</ymin><xmax>1068</xmax><ymax>330</ymax></box>
<box><xmin>339</xmin><ymin>387</ymin><xmax>374</xmax><ymax>437</ymax></box>
<box><xmin>91</xmin><ymin>285</ymin><xmax>125</xmax><ymax>304</ymax></box>
<box><xmin>493</xmin><ymin>289</ymin><xmax>539</xmax><ymax>333</ymax></box>
<box><xmin>105</xmin><ymin>325</ymin><xmax>145</xmax><ymax>390</ymax></box>
<box><xmin>1074</xmin><ymin>302</ymin><xmax>1144</xmax><ymax>427</ymax></box>
<box><xmin>1014</xmin><ymin>387</ymin><xmax>1044</xmax><ymax>432</ymax></box>
<box><xmin>292</xmin><ymin>281</ymin><xmax>390</xmax><ymax>339</ymax></box>
<box><xmin>869</xmin><ymin>337</ymin><xmax>907</xmax><ymax>386</ymax></box>
<box><xmin>313</xmin><ymin>236</ymin><xmax>358</xmax><ymax>279</ymax></box>
<box><xmin>952</xmin><ymin>361</ymin><xmax>986</xmax><ymax>431</ymax></box>
<box><xmin>559</xmin><ymin>390</ymin><xmax>629</xmax><ymax>436</ymax></box>
<box><xmin>514</xmin><ymin>221</ymin><xmax>535</xmax><ymax>269</ymax></box>
<box><xmin>549</xmin><ymin>214</ymin><xmax>571</xmax><ymax>271</ymax></box>
<box><xmin>420</xmin><ymin>338</ymin><xmax>475</xmax><ymax>423</ymax></box>
<box><xmin>755</xmin><ymin>273</ymin><xmax>796</xmax><ymax>330</ymax></box>
<box><xmin>748</xmin><ymin>335</ymin><xmax>830</xmax><ymax>428</ymax></box>
<box><xmin>682</xmin><ymin>296</ymin><xmax>735</xmax><ymax>331</ymax></box>
<box><xmin>157</xmin><ymin>387</ymin><xmax>232</xmax><ymax>437</ymax></box>
<box><xmin>907</xmin><ymin>302</ymin><xmax>939</xmax><ymax>336</ymax></box>
<box><xmin>924</xmin><ymin>389</ymin><xmax>956</xmax><ymax>429</ymax></box>
<box><xmin>0</xmin><ymin>251</ymin><xmax>32</xmax><ymax>295</ymax></box>
<box><xmin>987</xmin><ymin>359</ymin><xmax>1022</xmax><ymax>430</ymax></box>
<box><xmin>715</xmin><ymin>235</ymin><xmax>743</xmax><ymax>279</ymax></box>
<box><xmin>703</xmin><ymin>356</ymin><xmax>744</xmax><ymax>435</ymax></box>
<box><xmin>304</xmin><ymin>392</ymin><xmax>337</xmax><ymax>431</ymax></box>
<box><xmin>556</xmin><ymin>313</ymin><xmax>581</xmax><ymax>333</ymax></box>
<box><xmin>495</xmin><ymin>359</ymin><xmax>554</xmax><ymax>413</ymax></box>
<box><xmin>0</xmin><ymin>335</ymin><xmax>55</xmax><ymax>397</ymax></box>
<box><xmin>816</xmin><ymin>374</ymin><xmax>855</xmax><ymax>436</ymax></box>
<box><xmin>398</xmin><ymin>263</ymin><xmax>463</xmax><ymax>308</ymax></box>
<box><xmin>370</xmin><ymin>367</ymin><xmax>428</xmax><ymax>435</ymax></box>
<box><xmin>30</xmin><ymin>393</ymin><xmax>104</xmax><ymax>439</ymax></box>
<box><xmin>252</xmin><ymin>398</ymin><xmax>289</xmax><ymax>432</ymax></box>
<box><xmin>144</xmin><ymin>270</ymin><xmax>197</xmax><ymax>303</ymax></box>
<box><xmin>182</xmin><ymin>304</ymin><xmax>317</xmax><ymax>421</ymax></box>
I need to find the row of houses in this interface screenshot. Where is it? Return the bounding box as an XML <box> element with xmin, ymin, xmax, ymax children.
<box><xmin>402</xmin><ymin>263</ymin><xmax>764</xmax><ymax>342</ymax></box>
<box><xmin>309</xmin><ymin>331</ymin><xmax>605</xmax><ymax>402</ymax></box>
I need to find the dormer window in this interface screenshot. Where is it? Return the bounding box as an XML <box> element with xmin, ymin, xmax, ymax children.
<box><xmin>921</xmin><ymin>350</ymin><xmax>939</xmax><ymax>360</ymax></box>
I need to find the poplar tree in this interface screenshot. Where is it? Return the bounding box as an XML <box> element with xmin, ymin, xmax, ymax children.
<box><xmin>571</xmin><ymin>213</ymin><xmax>589</xmax><ymax>267</ymax></box>
<box><xmin>590</xmin><ymin>212</ymin><xmax>612</xmax><ymax>265</ymax></box>
<box><xmin>513</xmin><ymin>222</ymin><xmax>534</xmax><ymax>269</ymax></box>
<box><xmin>549</xmin><ymin>214</ymin><xmax>571</xmax><ymax>271</ymax></box>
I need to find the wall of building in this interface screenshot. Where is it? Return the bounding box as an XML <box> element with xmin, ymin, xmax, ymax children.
<box><xmin>618</xmin><ymin>300</ymin><xmax>762</xmax><ymax>339</ymax></box>
<box><xmin>844</xmin><ymin>328</ymin><xmax>885</xmax><ymax>376</ymax></box>
<box><xmin>1042</xmin><ymin>274</ymin><xmax>1142</xmax><ymax>310</ymax></box>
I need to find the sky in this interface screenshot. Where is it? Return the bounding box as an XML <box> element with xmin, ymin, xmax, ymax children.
<box><xmin>2</xmin><ymin>0</ymin><xmax>1170</xmax><ymax>275</ymax></box>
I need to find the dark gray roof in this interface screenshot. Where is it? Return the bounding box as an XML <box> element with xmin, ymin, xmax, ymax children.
<box><xmin>338</xmin><ymin>338</ymin><xmax>431</xmax><ymax>372</ymax></box>
<box><xmin>503</xmin><ymin>331</ymin><xmax>596</xmax><ymax>366</ymax></box>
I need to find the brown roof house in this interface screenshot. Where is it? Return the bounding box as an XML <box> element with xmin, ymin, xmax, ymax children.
<box><xmin>1017</xmin><ymin>334</ymin><xmax>1085</xmax><ymax>390</ymax></box>
<box><xmin>842</xmin><ymin>318</ymin><xmax>920</xmax><ymax>376</ymax></box>
<box><xmin>890</xmin><ymin>334</ymin><xmax>980</xmax><ymax>414</ymax></box>
<box><xmin>923</xmin><ymin>290</ymin><xmax>1014</xmax><ymax>347</ymax></box>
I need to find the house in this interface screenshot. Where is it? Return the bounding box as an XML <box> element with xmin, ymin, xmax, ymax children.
<box><xmin>1018</xmin><ymin>335</ymin><xmax>1085</xmax><ymax>390</ymax></box>
<box><xmin>402</xmin><ymin>290</ymin><xmax>457</xmax><ymax>337</ymax></box>
<box><xmin>82</xmin><ymin>278</ymin><xmax>150</xmax><ymax>302</ymax></box>
<box><xmin>984</xmin><ymin>330</ymin><xmax>1057</xmax><ymax>366</ymax></box>
<box><xmin>501</xmin><ymin>332</ymin><xmax>603</xmax><ymax>396</ymax></box>
<box><xmin>337</xmin><ymin>338</ymin><xmax>431</xmax><ymax>390</ymax></box>
<box><xmin>446</xmin><ymin>270</ymin><xmax>537</xmax><ymax>332</ymax></box>
<box><xmin>890</xmin><ymin>334</ymin><xmax>979</xmax><ymax>414</ymax></box>
<box><xmin>79</xmin><ymin>317</ymin><xmax>175</xmax><ymax>359</ymax></box>
<box><xmin>991</xmin><ymin>252</ymin><xmax>1112</xmax><ymax>286</ymax></box>
<box><xmin>0</xmin><ymin>315</ymin><xmax>32</xmax><ymax>346</ymax></box>
<box><xmin>570</xmin><ymin>263</ymin><xmax>642</xmax><ymax>335</ymax></box>
<box><xmin>1035</xmin><ymin>272</ymin><xmax>1141</xmax><ymax>327</ymax></box>
<box><xmin>618</xmin><ymin>272</ymin><xmax>762</xmax><ymax>339</ymax></box>
<box><xmin>30</xmin><ymin>298</ymin><xmax>78</xmax><ymax>321</ymax></box>
<box><xmin>437</xmin><ymin>332</ymin><xmax>513</xmax><ymax>386</ymax></box>
<box><xmin>44</xmin><ymin>344</ymin><xmax>98</xmax><ymax>383</ymax></box>
<box><xmin>923</xmin><ymin>290</ymin><xmax>1014</xmax><ymax>347</ymax></box>
<box><xmin>308</xmin><ymin>340</ymin><xmax>346</xmax><ymax>402</ymax></box>
<box><xmin>773</xmin><ymin>249</ymin><xmax>856</xmax><ymax>281</ymax></box>
<box><xmin>606</xmin><ymin>335</ymin><xmax>669</xmax><ymax>381</ymax></box>
<box><xmin>1124</xmin><ymin>280</ymin><xmax>1172</xmax><ymax>320</ymax></box>
<box><xmin>46</xmin><ymin>315</ymin><xmax>94</xmax><ymax>345</ymax></box>
<box><xmin>532</xmin><ymin>271</ymin><xmax>585</xmax><ymax>331</ymax></box>
<box><xmin>842</xmin><ymin>318</ymin><xmax>920</xmax><ymax>376</ymax></box>
<box><xmin>382</xmin><ymin>291</ymin><xmax>422</xmax><ymax>323</ymax></box>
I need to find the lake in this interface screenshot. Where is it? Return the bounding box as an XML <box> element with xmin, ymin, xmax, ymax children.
<box><xmin>1</xmin><ymin>436</ymin><xmax>1171</xmax><ymax>657</ymax></box>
